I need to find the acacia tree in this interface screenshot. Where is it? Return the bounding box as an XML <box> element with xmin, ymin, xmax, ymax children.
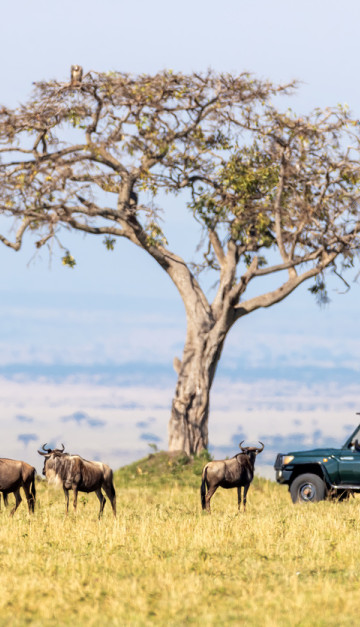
<box><xmin>1</xmin><ymin>70</ymin><xmax>360</xmax><ymax>454</ymax></box>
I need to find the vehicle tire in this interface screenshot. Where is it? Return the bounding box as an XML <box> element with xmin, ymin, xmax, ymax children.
<box><xmin>290</xmin><ymin>473</ymin><xmax>326</xmax><ymax>504</ymax></box>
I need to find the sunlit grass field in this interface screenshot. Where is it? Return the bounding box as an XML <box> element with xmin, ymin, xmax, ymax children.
<box><xmin>1</xmin><ymin>452</ymin><xmax>360</xmax><ymax>626</ymax></box>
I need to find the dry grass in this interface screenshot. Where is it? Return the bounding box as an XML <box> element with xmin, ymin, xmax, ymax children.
<box><xmin>0</xmin><ymin>456</ymin><xmax>360</xmax><ymax>626</ymax></box>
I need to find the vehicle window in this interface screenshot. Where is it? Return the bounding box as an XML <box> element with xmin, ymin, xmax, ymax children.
<box><xmin>348</xmin><ymin>426</ymin><xmax>360</xmax><ymax>449</ymax></box>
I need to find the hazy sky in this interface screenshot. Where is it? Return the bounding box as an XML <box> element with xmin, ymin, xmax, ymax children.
<box><xmin>1</xmin><ymin>0</ymin><xmax>359</xmax><ymax>472</ymax></box>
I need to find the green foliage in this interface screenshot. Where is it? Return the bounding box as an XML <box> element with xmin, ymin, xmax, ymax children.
<box><xmin>61</xmin><ymin>251</ymin><xmax>76</xmax><ymax>268</ymax></box>
<box><xmin>103</xmin><ymin>236</ymin><xmax>116</xmax><ymax>251</ymax></box>
<box><xmin>221</xmin><ymin>146</ymin><xmax>279</xmax><ymax>198</ymax></box>
<box><xmin>189</xmin><ymin>145</ymin><xmax>278</xmax><ymax>249</ymax></box>
<box><xmin>145</xmin><ymin>221</ymin><xmax>168</xmax><ymax>248</ymax></box>
<box><xmin>308</xmin><ymin>275</ymin><xmax>330</xmax><ymax>306</ymax></box>
<box><xmin>66</xmin><ymin>109</ymin><xmax>83</xmax><ymax>129</ymax></box>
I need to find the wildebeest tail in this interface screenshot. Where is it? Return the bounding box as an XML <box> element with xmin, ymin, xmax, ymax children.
<box><xmin>105</xmin><ymin>467</ymin><xmax>116</xmax><ymax>498</ymax></box>
<box><xmin>103</xmin><ymin>468</ymin><xmax>117</xmax><ymax>516</ymax></box>
<box><xmin>108</xmin><ymin>480</ymin><xmax>116</xmax><ymax>500</ymax></box>
<box><xmin>201</xmin><ymin>466</ymin><xmax>208</xmax><ymax>510</ymax></box>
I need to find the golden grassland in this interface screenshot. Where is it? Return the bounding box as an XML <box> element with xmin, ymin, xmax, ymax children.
<box><xmin>1</xmin><ymin>452</ymin><xmax>360</xmax><ymax>626</ymax></box>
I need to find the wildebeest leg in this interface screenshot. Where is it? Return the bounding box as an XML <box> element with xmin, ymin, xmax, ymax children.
<box><xmin>23</xmin><ymin>482</ymin><xmax>35</xmax><ymax>514</ymax></box>
<box><xmin>205</xmin><ymin>485</ymin><xmax>218</xmax><ymax>513</ymax></box>
<box><xmin>63</xmin><ymin>487</ymin><xmax>70</xmax><ymax>514</ymax></box>
<box><xmin>29</xmin><ymin>471</ymin><xmax>36</xmax><ymax>513</ymax></box>
<box><xmin>103</xmin><ymin>484</ymin><xmax>116</xmax><ymax>517</ymax></box>
<box><xmin>237</xmin><ymin>486</ymin><xmax>242</xmax><ymax>511</ymax></box>
<box><xmin>10</xmin><ymin>489</ymin><xmax>22</xmax><ymax>516</ymax></box>
<box><xmin>95</xmin><ymin>489</ymin><xmax>106</xmax><ymax>519</ymax></box>
<box><xmin>243</xmin><ymin>483</ymin><xmax>250</xmax><ymax>512</ymax></box>
<box><xmin>72</xmin><ymin>485</ymin><xmax>79</xmax><ymax>513</ymax></box>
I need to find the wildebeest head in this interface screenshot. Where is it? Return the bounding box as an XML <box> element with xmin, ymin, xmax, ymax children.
<box><xmin>239</xmin><ymin>441</ymin><xmax>265</xmax><ymax>455</ymax></box>
<box><xmin>38</xmin><ymin>443</ymin><xmax>66</xmax><ymax>479</ymax></box>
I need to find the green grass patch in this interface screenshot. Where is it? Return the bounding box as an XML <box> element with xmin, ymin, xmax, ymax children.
<box><xmin>115</xmin><ymin>449</ymin><xmax>211</xmax><ymax>488</ymax></box>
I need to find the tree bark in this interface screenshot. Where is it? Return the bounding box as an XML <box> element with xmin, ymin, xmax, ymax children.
<box><xmin>168</xmin><ymin>324</ymin><xmax>226</xmax><ymax>454</ymax></box>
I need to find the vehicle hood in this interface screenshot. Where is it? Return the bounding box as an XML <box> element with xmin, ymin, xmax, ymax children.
<box><xmin>286</xmin><ymin>448</ymin><xmax>347</xmax><ymax>458</ymax></box>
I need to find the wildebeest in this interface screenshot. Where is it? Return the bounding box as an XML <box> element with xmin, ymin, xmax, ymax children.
<box><xmin>0</xmin><ymin>458</ymin><xmax>36</xmax><ymax>516</ymax></box>
<box><xmin>38</xmin><ymin>444</ymin><xmax>116</xmax><ymax>518</ymax></box>
<box><xmin>200</xmin><ymin>441</ymin><xmax>264</xmax><ymax>513</ymax></box>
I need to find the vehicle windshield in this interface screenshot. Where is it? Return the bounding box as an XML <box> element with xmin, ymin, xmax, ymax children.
<box><xmin>344</xmin><ymin>424</ymin><xmax>360</xmax><ymax>449</ymax></box>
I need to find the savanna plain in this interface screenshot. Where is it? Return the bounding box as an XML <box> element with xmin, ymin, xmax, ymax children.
<box><xmin>0</xmin><ymin>452</ymin><xmax>359</xmax><ymax>626</ymax></box>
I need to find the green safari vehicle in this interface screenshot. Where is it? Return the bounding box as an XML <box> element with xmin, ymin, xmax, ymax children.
<box><xmin>274</xmin><ymin>422</ymin><xmax>360</xmax><ymax>503</ymax></box>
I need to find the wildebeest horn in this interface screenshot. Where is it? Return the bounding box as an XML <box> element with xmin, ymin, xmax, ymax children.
<box><xmin>239</xmin><ymin>441</ymin><xmax>246</xmax><ymax>452</ymax></box>
<box><xmin>256</xmin><ymin>441</ymin><xmax>265</xmax><ymax>453</ymax></box>
<box><xmin>59</xmin><ymin>443</ymin><xmax>65</xmax><ymax>452</ymax></box>
<box><xmin>38</xmin><ymin>443</ymin><xmax>51</xmax><ymax>456</ymax></box>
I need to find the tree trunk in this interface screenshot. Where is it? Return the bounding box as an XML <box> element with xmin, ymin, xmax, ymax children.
<box><xmin>168</xmin><ymin>326</ymin><xmax>225</xmax><ymax>455</ymax></box>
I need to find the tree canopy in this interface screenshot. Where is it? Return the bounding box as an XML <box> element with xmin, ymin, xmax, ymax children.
<box><xmin>1</xmin><ymin>70</ymin><xmax>360</xmax><ymax>453</ymax></box>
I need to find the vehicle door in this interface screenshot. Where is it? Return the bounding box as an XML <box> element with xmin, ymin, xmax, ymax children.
<box><xmin>333</xmin><ymin>449</ymin><xmax>360</xmax><ymax>484</ymax></box>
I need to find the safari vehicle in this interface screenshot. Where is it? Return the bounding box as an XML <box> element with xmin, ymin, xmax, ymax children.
<box><xmin>274</xmin><ymin>422</ymin><xmax>360</xmax><ymax>503</ymax></box>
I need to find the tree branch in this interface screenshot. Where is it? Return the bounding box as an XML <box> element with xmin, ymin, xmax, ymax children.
<box><xmin>0</xmin><ymin>218</ymin><xmax>31</xmax><ymax>250</ymax></box>
<box><xmin>234</xmin><ymin>251</ymin><xmax>338</xmax><ymax>320</ymax></box>
<box><xmin>274</xmin><ymin>150</ymin><xmax>296</xmax><ymax>277</ymax></box>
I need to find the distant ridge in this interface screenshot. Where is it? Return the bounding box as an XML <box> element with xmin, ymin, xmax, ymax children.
<box><xmin>0</xmin><ymin>362</ymin><xmax>358</xmax><ymax>385</ymax></box>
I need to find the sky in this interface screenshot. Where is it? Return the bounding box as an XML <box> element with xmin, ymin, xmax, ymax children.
<box><xmin>1</xmin><ymin>0</ymin><xmax>360</xmax><ymax>477</ymax></box>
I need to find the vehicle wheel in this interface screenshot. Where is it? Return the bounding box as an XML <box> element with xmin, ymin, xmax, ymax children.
<box><xmin>290</xmin><ymin>473</ymin><xmax>326</xmax><ymax>504</ymax></box>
